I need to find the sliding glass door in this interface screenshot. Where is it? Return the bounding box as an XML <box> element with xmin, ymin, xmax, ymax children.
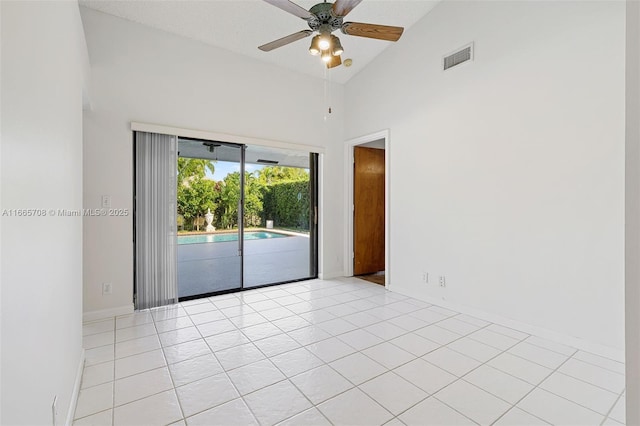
<box><xmin>176</xmin><ymin>139</ymin><xmax>244</xmax><ymax>298</ymax></box>
<box><xmin>243</xmin><ymin>146</ymin><xmax>317</xmax><ymax>288</ymax></box>
<box><xmin>136</xmin><ymin>133</ymin><xmax>318</xmax><ymax>304</ymax></box>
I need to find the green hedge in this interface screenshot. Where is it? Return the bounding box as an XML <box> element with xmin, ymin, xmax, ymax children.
<box><xmin>262</xmin><ymin>180</ymin><xmax>310</xmax><ymax>230</ymax></box>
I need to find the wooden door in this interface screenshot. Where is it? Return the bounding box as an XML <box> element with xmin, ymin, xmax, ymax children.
<box><xmin>354</xmin><ymin>146</ymin><xmax>385</xmax><ymax>275</ymax></box>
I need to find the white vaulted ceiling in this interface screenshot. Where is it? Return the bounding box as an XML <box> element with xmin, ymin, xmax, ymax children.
<box><xmin>79</xmin><ymin>0</ymin><xmax>440</xmax><ymax>84</ymax></box>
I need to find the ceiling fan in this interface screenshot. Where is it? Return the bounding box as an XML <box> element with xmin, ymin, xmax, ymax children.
<box><xmin>258</xmin><ymin>0</ymin><xmax>404</xmax><ymax>69</ymax></box>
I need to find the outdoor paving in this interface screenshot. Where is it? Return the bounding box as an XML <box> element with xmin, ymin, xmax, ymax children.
<box><xmin>177</xmin><ymin>235</ymin><xmax>311</xmax><ymax>298</ymax></box>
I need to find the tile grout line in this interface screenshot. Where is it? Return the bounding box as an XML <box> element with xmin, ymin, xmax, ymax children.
<box><xmin>126</xmin><ymin>285</ymin><xmax>465</xmax><ymax>424</ymax></box>
<box><xmin>151</xmin><ymin>310</ymin><xmax>187</xmax><ymax>425</ymax></box>
<box><xmin>386</xmin><ymin>322</ymin><xmax>525</xmax><ymax>425</ymax></box>
<box><xmin>420</xmin><ymin>326</ymin><xmax>577</xmax><ymax>425</ymax></box>
<box><xmin>275</xmin><ymin>377</ymin><xmax>336</xmax><ymax>425</ymax></box>
<box><xmin>548</xmin><ymin>363</ymin><xmax>626</xmax><ymax>395</ymax></box>
<box><xmin>110</xmin><ymin>316</ymin><xmax>115</xmax><ymax>426</ymax></box>
<box><xmin>222</xmin><ymin>294</ymin><xmax>348</xmax><ymax>425</ymax></box>
<box><xmin>388</xmin><ymin>312</ymin><xmax>598</xmax><ymax>424</ymax></box>
<box><xmin>78</xmin><ymin>280</ymin><xmax>625</xmax><ymax>426</ymax></box>
<box><xmin>261</xmin><ymin>282</ymin><xmax>369</xmax><ymax>424</ymax></box>
<box><xmin>599</xmin><ymin>386</ymin><xmax>626</xmax><ymax>426</ymax></box>
<box><xmin>179</xmin><ymin>301</ymin><xmax>244</xmax><ymax>424</ymax></box>
<box><xmin>273</xmin><ymin>282</ymin><xmax>624</xmax><ymax>425</ymax></box>
<box><xmin>196</xmin><ymin>296</ymin><xmax>311</xmax><ymax>425</ymax></box>
<box><xmin>569</xmin><ymin>357</ymin><xmax>625</xmax><ymax>376</ymax></box>
<box><xmin>93</xmin><ymin>309</ymin><xmax>186</xmax><ymax>421</ymax></box>
<box><xmin>219</xmin><ymin>283</ymin><xmax>408</xmax><ymax>424</ymax></box>
<box><xmin>181</xmin><ymin>347</ymin><xmax>260</xmax><ymax>422</ymax></box>
<box><xmin>489</xmin><ymin>349</ymin><xmax>585</xmax><ymax>426</ymax></box>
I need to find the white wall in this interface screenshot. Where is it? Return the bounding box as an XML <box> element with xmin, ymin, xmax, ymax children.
<box><xmin>345</xmin><ymin>1</ymin><xmax>625</xmax><ymax>351</ymax></box>
<box><xmin>1</xmin><ymin>1</ymin><xmax>86</xmax><ymax>424</ymax></box>
<box><xmin>80</xmin><ymin>8</ymin><xmax>345</xmax><ymax>315</ymax></box>
<box><xmin>625</xmin><ymin>0</ymin><xmax>640</xmax><ymax>423</ymax></box>
<box><xmin>1</xmin><ymin>3</ymin><xmax>4</xmax><ymax>421</ymax></box>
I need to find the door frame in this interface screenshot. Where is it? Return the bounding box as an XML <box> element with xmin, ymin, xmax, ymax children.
<box><xmin>132</xmin><ymin>122</ymin><xmax>325</xmax><ymax>302</ymax></box>
<box><xmin>344</xmin><ymin>129</ymin><xmax>391</xmax><ymax>288</ymax></box>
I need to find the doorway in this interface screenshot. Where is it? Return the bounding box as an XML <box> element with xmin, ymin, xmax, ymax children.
<box><xmin>176</xmin><ymin>137</ymin><xmax>319</xmax><ymax>300</ymax></box>
<box><xmin>354</xmin><ymin>146</ymin><xmax>385</xmax><ymax>281</ymax></box>
<box><xmin>176</xmin><ymin>139</ymin><xmax>245</xmax><ymax>297</ymax></box>
<box><xmin>344</xmin><ymin>130</ymin><xmax>390</xmax><ymax>287</ymax></box>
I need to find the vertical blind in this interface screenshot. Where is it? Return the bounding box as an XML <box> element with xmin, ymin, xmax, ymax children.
<box><xmin>135</xmin><ymin>131</ymin><xmax>178</xmax><ymax>309</ymax></box>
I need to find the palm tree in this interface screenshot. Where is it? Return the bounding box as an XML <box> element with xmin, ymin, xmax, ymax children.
<box><xmin>177</xmin><ymin>158</ymin><xmax>215</xmax><ymax>185</ymax></box>
<box><xmin>176</xmin><ymin>158</ymin><xmax>216</xmax><ymax>231</ymax></box>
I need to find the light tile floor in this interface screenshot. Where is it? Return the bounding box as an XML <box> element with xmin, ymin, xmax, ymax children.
<box><xmin>76</xmin><ymin>278</ymin><xmax>626</xmax><ymax>426</ymax></box>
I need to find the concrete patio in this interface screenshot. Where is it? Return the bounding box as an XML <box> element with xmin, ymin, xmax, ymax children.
<box><xmin>177</xmin><ymin>234</ymin><xmax>311</xmax><ymax>298</ymax></box>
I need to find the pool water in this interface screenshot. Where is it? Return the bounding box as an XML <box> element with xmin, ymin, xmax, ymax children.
<box><xmin>178</xmin><ymin>231</ymin><xmax>288</xmax><ymax>245</ymax></box>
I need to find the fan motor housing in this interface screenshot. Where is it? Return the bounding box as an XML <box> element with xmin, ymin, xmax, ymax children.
<box><xmin>307</xmin><ymin>2</ymin><xmax>343</xmax><ymax>32</ymax></box>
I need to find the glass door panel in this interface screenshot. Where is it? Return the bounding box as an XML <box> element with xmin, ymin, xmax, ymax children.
<box><xmin>242</xmin><ymin>146</ymin><xmax>318</xmax><ymax>288</ymax></box>
<box><xmin>175</xmin><ymin>138</ymin><xmax>318</xmax><ymax>299</ymax></box>
<box><xmin>176</xmin><ymin>138</ymin><xmax>244</xmax><ymax>299</ymax></box>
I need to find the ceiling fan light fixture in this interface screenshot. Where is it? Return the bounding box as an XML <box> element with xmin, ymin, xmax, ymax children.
<box><xmin>308</xmin><ymin>35</ymin><xmax>321</xmax><ymax>55</ymax></box>
<box><xmin>318</xmin><ymin>34</ymin><xmax>331</xmax><ymax>51</ymax></box>
<box><xmin>331</xmin><ymin>35</ymin><xmax>344</xmax><ymax>56</ymax></box>
<box><xmin>259</xmin><ymin>0</ymin><xmax>406</xmax><ymax>70</ymax></box>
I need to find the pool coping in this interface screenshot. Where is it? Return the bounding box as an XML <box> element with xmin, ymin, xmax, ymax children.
<box><xmin>177</xmin><ymin>228</ymin><xmax>309</xmax><ymax>238</ymax></box>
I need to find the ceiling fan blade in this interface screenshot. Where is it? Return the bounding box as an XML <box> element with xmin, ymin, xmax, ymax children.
<box><xmin>326</xmin><ymin>55</ymin><xmax>342</xmax><ymax>69</ymax></box>
<box><xmin>258</xmin><ymin>30</ymin><xmax>313</xmax><ymax>52</ymax></box>
<box><xmin>342</xmin><ymin>22</ymin><xmax>404</xmax><ymax>42</ymax></box>
<box><xmin>262</xmin><ymin>0</ymin><xmax>313</xmax><ymax>20</ymax></box>
<box><xmin>332</xmin><ymin>0</ymin><xmax>363</xmax><ymax>17</ymax></box>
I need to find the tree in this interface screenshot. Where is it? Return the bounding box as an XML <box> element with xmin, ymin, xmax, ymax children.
<box><xmin>177</xmin><ymin>177</ymin><xmax>219</xmax><ymax>231</ymax></box>
<box><xmin>244</xmin><ymin>172</ymin><xmax>264</xmax><ymax>227</ymax></box>
<box><xmin>217</xmin><ymin>172</ymin><xmax>241</xmax><ymax>229</ymax></box>
<box><xmin>255</xmin><ymin>166</ymin><xmax>308</xmax><ymax>185</ymax></box>
<box><xmin>176</xmin><ymin>161</ymin><xmax>311</xmax><ymax>232</ymax></box>
<box><xmin>262</xmin><ymin>180</ymin><xmax>310</xmax><ymax>230</ymax></box>
<box><xmin>178</xmin><ymin>158</ymin><xmax>215</xmax><ymax>184</ymax></box>
<box><xmin>176</xmin><ymin>158</ymin><xmax>218</xmax><ymax>231</ymax></box>
<box><xmin>215</xmin><ymin>171</ymin><xmax>264</xmax><ymax>229</ymax></box>
<box><xmin>254</xmin><ymin>166</ymin><xmax>310</xmax><ymax>230</ymax></box>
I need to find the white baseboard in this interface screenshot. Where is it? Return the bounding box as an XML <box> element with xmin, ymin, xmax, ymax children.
<box><xmin>388</xmin><ymin>289</ymin><xmax>625</xmax><ymax>363</ymax></box>
<box><xmin>65</xmin><ymin>348</ymin><xmax>85</xmax><ymax>426</ymax></box>
<box><xmin>83</xmin><ymin>304</ymin><xmax>134</xmax><ymax>322</ymax></box>
<box><xmin>319</xmin><ymin>270</ymin><xmax>344</xmax><ymax>280</ymax></box>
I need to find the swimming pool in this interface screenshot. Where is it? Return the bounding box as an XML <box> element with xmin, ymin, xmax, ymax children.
<box><xmin>178</xmin><ymin>231</ymin><xmax>288</xmax><ymax>245</ymax></box>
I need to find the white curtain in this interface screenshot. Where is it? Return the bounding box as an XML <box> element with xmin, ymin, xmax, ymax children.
<box><xmin>135</xmin><ymin>131</ymin><xmax>178</xmax><ymax>309</ymax></box>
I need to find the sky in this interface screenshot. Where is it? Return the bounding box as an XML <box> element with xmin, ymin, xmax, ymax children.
<box><xmin>206</xmin><ymin>161</ymin><xmax>264</xmax><ymax>181</ymax></box>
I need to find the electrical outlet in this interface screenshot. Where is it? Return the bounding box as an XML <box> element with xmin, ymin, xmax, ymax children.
<box><xmin>102</xmin><ymin>282</ymin><xmax>112</xmax><ymax>295</ymax></box>
<box><xmin>101</xmin><ymin>195</ymin><xmax>111</xmax><ymax>208</ymax></box>
<box><xmin>52</xmin><ymin>395</ymin><xmax>58</xmax><ymax>426</ymax></box>
<box><xmin>439</xmin><ymin>276</ymin><xmax>446</xmax><ymax>287</ymax></box>
<box><xmin>422</xmin><ymin>272</ymin><xmax>429</xmax><ymax>283</ymax></box>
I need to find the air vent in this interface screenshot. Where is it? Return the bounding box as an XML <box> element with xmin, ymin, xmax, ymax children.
<box><xmin>443</xmin><ymin>43</ymin><xmax>473</xmax><ymax>71</ymax></box>
<box><xmin>257</xmin><ymin>159</ymin><xmax>279</xmax><ymax>165</ymax></box>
